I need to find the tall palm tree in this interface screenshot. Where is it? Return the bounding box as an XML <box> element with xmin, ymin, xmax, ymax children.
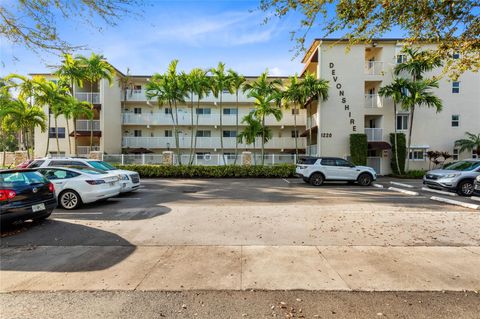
<box><xmin>63</xmin><ymin>96</ymin><xmax>94</xmax><ymax>155</ymax></box>
<box><xmin>282</xmin><ymin>74</ymin><xmax>303</xmax><ymax>156</ymax></box>
<box><xmin>209</xmin><ymin>62</ymin><xmax>231</xmax><ymax>165</ymax></box>
<box><xmin>301</xmin><ymin>73</ymin><xmax>329</xmax><ymax>156</ymax></box>
<box><xmin>228</xmin><ymin>69</ymin><xmax>246</xmax><ymax>165</ymax></box>
<box><xmin>455</xmin><ymin>132</ymin><xmax>480</xmax><ymax>157</ymax></box>
<box><xmin>237</xmin><ymin>113</ymin><xmax>266</xmax><ymax>165</ymax></box>
<box><xmin>55</xmin><ymin>53</ymin><xmax>85</xmax><ymax>95</ymax></box>
<box><xmin>145</xmin><ymin>60</ymin><xmax>187</xmax><ymax>164</ymax></box>
<box><xmin>243</xmin><ymin>71</ymin><xmax>282</xmax><ymax>165</ymax></box>
<box><xmin>77</xmin><ymin>53</ymin><xmax>115</xmax><ymax>149</ymax></box>
<box><xmin>379</xmin><ymin>78</ymin><xmax>409</xmax><ymax>175</ymax></box>
<box><xmin>401</xmin><ymin>78</ymin><xmax>443</xmax><ymax>170</ymax></box>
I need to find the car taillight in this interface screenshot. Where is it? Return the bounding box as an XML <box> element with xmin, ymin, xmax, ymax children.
<box><xmin>48</xmin><ymin>182</ymin><xmax>55</xmax><ymax>193</ymax></box>
<box><xmin>85</xmin><ymin>180</ymin><xmax>106</xmax><ymax>185</ymax></box>
<box><xmin>0</xmin><ymin>189</ymin><xmax>16</xmax><ymax>201</ymax></box>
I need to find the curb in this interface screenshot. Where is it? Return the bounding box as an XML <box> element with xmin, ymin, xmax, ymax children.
<box><xmin>388</xmin><ymin>187</ymin><xmax>419</xmax><ymax>196</ymax></box>
<box><xmin>373</xmin><ymin>183</ymin><xmax>384</xmax><ymax>188</ymax></box>
<box><xmin>390</xmin><ymin>181</ymin><xmax>414</xmax><ymax>188</ymax></box>
<box><xmin>430</xmin><ymin>196</ymin><xmax>480</xmax><ymax>210</ymax></box>
<box><xmin>421</xmin><ymin>187</ymin><xmax>457</xmax><ymax>197</ymax></box>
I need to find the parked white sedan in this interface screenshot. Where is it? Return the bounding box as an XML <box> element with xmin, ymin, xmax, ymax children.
<box><xmin>35</xmin><ymin>166</ymin><xmax>121</xmax><ymax>209</ymax></box>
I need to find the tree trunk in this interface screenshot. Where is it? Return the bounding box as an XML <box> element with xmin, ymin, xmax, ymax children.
<box><xmin>393</xmin><ymin>101</ymin><xmax>401</xmax><ymax>175</ymax></box>
<box><xmin>25</xmin><ymin>129</ymin><xmax>30</xmax><ymax>160</ymax></box>
<box><xmin>193</xmin><ymin>99</ymin><xmax>200</xmax><ymax>164</ymax></box>
<box><xmin>172</xmin><ymin>101</ymin><xmax>181</xmax><ymax>165</ymax></box>
<box><xmin>73</xmin><ymin>118</ymin><xmax>77</xmax><ymax>156</ymax></box>
<box><xmin>406</xmin><ymin>105</ymin><xmax>415</xmax><ymax>172</ymax></box>
<box><xmin>219</xmin><ymin>94</ymin><xmax>225</xmax><ymax>165</ymax></box>
<box><xmin>45</xmin><ymin>111</ymin><xmax>51</xmax><ymax>157</ymax></box>
<box><xmin>66</xmin><ymin>118</ymin><xmax>72</xmax><ymax>155</ymax></box>
<box><xmin>189</xmin><ymin>93</ymin><xmax>194</xmax><ymax>165</ymax></box>
<box><xmin>261</xmin><ymin>116</ymin><xmax>265</xmax><ymax>166</ymax></box>
<box><xmin>55</xmin><ymin>116</ymin><xmax>60</xmax><ymax>155</ymax></box>
<box><xmin>234</xmin><ymin>91</ymin><xmax>239</xmax><ymax>165</ymax></box>
<box><xmin>294</xmin><ymin>104</ymin><xmax>298</xmax><ymax>156</ymax></box>
<box><xmin>89</xmin><ymin>86</ymin><xmax>94</xmax><ymax>149</ymax></box>
<box><xmin>253</xmin><ymin>141</ymin><xmax>257</xmax><ymax>165</ymax></box>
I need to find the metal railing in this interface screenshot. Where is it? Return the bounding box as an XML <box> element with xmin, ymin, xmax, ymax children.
<box><xmin>364</xmin><ymin>61</ymin><xmax>384</xmax><ymax>75</ymax></box>
<box><xmin>76</xmin><ymin>120</ymin><xmax>100</xmax><ymax>131</ymax></box>
<box><xmin>75</xmin><ymin>92</ymin><xmax>100</xmax><ymax>104</ymax></box>
<box><xmin>364</xmin><ymin>94</ymin><xmax>383</xmax><ymax>108</ymax></box>
<box><xmin>77</xmin><ymin>146</ymin><xmax>100</xmax><ymax>155</ymax></box>
<box><xmin>364</xmin><ymin>128</ymin><xmax>383</xmax><ymax>141</ymax></box>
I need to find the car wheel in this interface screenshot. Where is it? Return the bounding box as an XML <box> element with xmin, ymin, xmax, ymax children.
<box><xmin>357</xmin><ymin>173</ymin><xmax>373</xmax><ymax>186</ymax></box>
<box><xmin>457</xmin><ymin>180</ymin><xmax>474</xmax><ymax>196</ymax></box>
<box><xmin>59</xmin><ymin>190</ymin><xmax>82</xmax><ymax>210</ymax></box>
<box><xmin>309</xmin><ymin>173</ymin><xmax>324</xmax><ymax>186</ymax></box>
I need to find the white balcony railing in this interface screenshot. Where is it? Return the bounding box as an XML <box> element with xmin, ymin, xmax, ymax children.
<box><xmin>122</xmin><ymin>111</ymin><xmax>306</xmax><ymax>126</ymax></box>
<box><xmin>77</xmin><ymin>146</ymin><xmax>100</xmax><ymax>155</ymax></box>
<box><xmin>122</xmin><ymin>136</ymin><xmax>306</xmax><ymax>149</ymax></box>
<box><xmin>364</xmin><ymin>128</ymin><xmax>383</xmax><ymax>141</ymax></box>
<box><xmin>75</xmin><ymin>92</ymin><xmax>100</xmax><ymax>104</ymax></box>
<box><xmin>364</xmin><ymin>94</ymin><xmax>383</xmax><ymax>108</ymax></box>
<box><xmin>76</xmin><ymin>120</ymin><xmax>100</xmax><ymax>131</ymax></box>
<box><xmin>364</xmin><ymin>61</ymin><xmax>384</xmax><ymax>75</ymax></box>
<box><xmin>121</xmin><ymin>90</ymin><xmax>255</xmax><ymax>103</ymax></box>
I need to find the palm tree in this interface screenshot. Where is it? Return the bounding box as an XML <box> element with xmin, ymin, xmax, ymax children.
<box><xmin>145</xmin><ymin>60</ymin><xmax>187</xmax><ymax>164</ymax></box>
<box><xmin>282</xmin><ymin>74</ymin><xmax>303</xmax><ymax>156</ymax></box>
<box><xmin>55</xmin><ymin>53</ymin><xmax>85</xmax><ymax>95</ymax></box>
<box><xmin>301</xmin><ymin>73</ymin><xmax>329</xmax><ymax>156</ymax></box>
<box><xmin>228</xmin><ymin>69</ymin><xmax>246</xmax><ymax>164</ymax></box>
<box><xmin>243</xmin><ymin>71</ymin><xmax>282</xmax><ymax>165</ymax></box>
<box><xmin>401</xmin><ymin>78</ymin><xmax>443</xmax><ymax>170</ymax></box>
<box><xmin>77</xmin><ymin>53</ymin><xmax>115</xmax><ymax>149</ymax></box>
<box><xmin>237</xmin><ymin>113</ymin><xmax>265</xmax><ymax>165</ymax></box>
<box><xmin>455</xmin><ymin>132</ymin><xmax>480</xmax><ymax>157</ymax></box>
<box><xmin>63</xmin><ymin>96</ymin><xmax>94</xmax><ymax>155</ymax></box>
<box><xmin>378</xmin><ymin>78</ymin><xmax>409</xmax><ymax>175</ymax></box>
<box><xmin>209</xmin><ymin>62</ymin><xmax>231</xmax><ymax>165</ymax></box>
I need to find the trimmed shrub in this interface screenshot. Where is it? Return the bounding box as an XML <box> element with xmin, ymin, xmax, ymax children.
<box><xmin>349</xmin><ymin>134</ymin><xmax>367</xmax><ymax>166</ymax></box>
<box><xmin>115</xmin><ymin>164</ymin><xmax>296</xmax><ymax>178</ymax></box>
<box><xmin>390</xmin><ymin>132</ymin><xmax>406</xmax><ymax>175</ymax></box>
<box><xmin>391</xmin><ymin>170</ymin><xmax>426</xmax><ymax>179</ymax></box>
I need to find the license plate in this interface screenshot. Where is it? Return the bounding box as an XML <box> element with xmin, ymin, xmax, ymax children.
<box><xmin>32</xmin><ymin>203</ymin><xmax>46</xmax><ymax>212</ymax></box>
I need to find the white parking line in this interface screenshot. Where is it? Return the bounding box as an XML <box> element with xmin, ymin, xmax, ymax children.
<box><xmin>421</xmin><ymin>187</ymin><xmax>457</xmax><ymax>197</ymax></box>
<box><xmin>112</xmin><ymin>197</ymin><xmax>142</xmax><ymax>200</ymax></box>
<box><xmin>430</xmin><ymin>196</ymin><xmax>479</xmax><ymax>210</ymax></box>
<box><xmin>471</xmin><ymin>196</ymin><xmax>480</xmax><ymax>202</ymax></box>
<box><xmin>387</xmin><ymin>187</ymin><xmax>419</xmax><ymax>196</ymax></box>
<box><xmin>53</xmin><ymin>212</ymin><xmax>104</xmax><ymax>215</ymax></box>
<box><xmin>390</xmin><ymin>181</ymin><xmax>414</xmax><ymax>188</ymax></box>
<box><xmin>373</xmin><ymin>183</ymin><xmax>384</xmax><ymax>188</ymax></box>
<box><xmin>282</xmin><ymin>178</ymin><xmax>291</xmax><ymax>184</ymax></box>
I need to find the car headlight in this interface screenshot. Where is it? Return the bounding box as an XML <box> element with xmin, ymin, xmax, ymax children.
<box><xmin>119</xmin><ymin>174</ymin><xmax>129</xmax><ymax>180</ymax></box>
<box><xmin>476</xmin><ymin>175</ymin><xmax>480</xmax><ymax>182</ymax></box>
<box><xmin>443</xmin><ymin>173</ymin><xmax>460</xmax><ymax>178</ymax></box>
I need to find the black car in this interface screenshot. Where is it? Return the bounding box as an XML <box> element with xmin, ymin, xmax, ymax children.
<box><xmin>0</xmin><ymin>169</ymin><xmax>57</xmax><ymax>227</ymax></box>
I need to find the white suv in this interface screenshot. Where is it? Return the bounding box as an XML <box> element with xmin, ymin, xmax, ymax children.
<box><xmin>28</xmin><ymin>158</ymin><xmax>140</xmax><ymax>193</ymax></box>
<box><xmin>296</xmin><ymin>157</ymin><xmax>377</xmax><ymax>186</ymax></box>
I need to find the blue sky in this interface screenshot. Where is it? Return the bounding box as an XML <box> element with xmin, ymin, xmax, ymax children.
<box><xmin>1</xmin><ymin>0</ymin><xmax>403</xmax><ymax>77</ymax></box>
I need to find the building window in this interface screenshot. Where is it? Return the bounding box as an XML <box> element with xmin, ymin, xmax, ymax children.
<box><xmin>164</xmin><ymin>130</ymin><xmax>172</xmax><ymax>137</ymax></box>
<box><xmin>409</xmin><ymin>149</ymin><xmax>425</xmax><ymax>161</ymax></box>
<box><xmin>164</xmin><ymin>108</ymin><xmax>172</xmax><ymax>114</ymax></box>
<box><xmin>196</xmin><ymin>108</ymin><xmax>211</xmax><ymax>115</ymax></box>
<box><xmin>223</xmin><ymin>130</ymin><xmax>237</xmax><ymax>138</ymax></box>
<box><xmin>134</xmin><ymin>130</ymin><xmax>142</xmax><ymax>137</ymax></box>
<box><xmin>223</xmin><ymin>108</ymin><xmax>237</xmax><ymax>115</ymax></box>
<box><xmin>196</xmin><ymin>130</ymin><xmax>211</xmax><ymax>137</ymax></box>
<box><xmin>291</xmin><ymin>130</ymin><xmax>299</xmax><ymax>138</ymax></box>
<box><xmin>396</xmin><ymin>114</ymin><xmax>408</xmax><ymax>131</ymax></box>
<box><xmin>451</xmin><ymin>115</ymin><xmax>460</xmax><ymax>127</ymax></box>
<box><xmin>49</xmin><ymin>127</ymin><xmax>65</xmax><ymax>138</ymax></box>
<box><xmin>291</xmin><ymin>109</ymin><xmax>299</xmax><ymax>115</ymax></box>
<box><xmin>196</xmin><ymin>152</ymin><xmax>211</xmax><ymax>160</ymax></box>
<box><xmin>452</xmin><ymin>81</ymin><xmax>460</xmax><ymax>93</ymax></box>
<box><xmin>452</xmin><ymin>52</ymin><xmax>460</xmax><ymax>59</ymax></box>
<box><xmin>396</xmin><ymin>55</ymin><xmax>407</xmax><ymax>64</ymax></box>
<box><xmin>453</xmin><ymin>148</ymin><xmax>459</xmax><ymax>161</ymax></box>
<box><xmin>134</xmin><ymin>107</ymin><xmax>142</xmax><ymax>114</ymax></box>
<box><xmin>133</xmin><ymin>85</ymin><xmax>141</xmax><ymax>90</ymax></box>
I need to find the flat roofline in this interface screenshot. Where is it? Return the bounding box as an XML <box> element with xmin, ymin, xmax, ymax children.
<box><xmin>29</xmin><ymin>73</ymin><xmax>291</xmax><ymax>79</ymax></box>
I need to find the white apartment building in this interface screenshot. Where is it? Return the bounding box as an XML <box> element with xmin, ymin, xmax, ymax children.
<box><xmin>32</xmin><ymin>38</ymin><xmax>479</xmax><ymax>173</ymax></box>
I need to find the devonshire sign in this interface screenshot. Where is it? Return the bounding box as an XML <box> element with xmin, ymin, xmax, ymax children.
<box><xmin>329</xmin><ymin>62</ymin><xmax>357</xmax><ymax>133</ymax></box>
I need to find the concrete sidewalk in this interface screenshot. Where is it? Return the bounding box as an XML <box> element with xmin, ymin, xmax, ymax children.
<box><xmin>1</xmin><ymin>245</ymin><xmax>479</xmax><ymax>292</ymax></box>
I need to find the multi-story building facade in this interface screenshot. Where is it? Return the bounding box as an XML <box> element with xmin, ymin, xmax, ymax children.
<box><xmin>33</xmin><ymin>38</ymin><xmax>479</xmax><ymax>173</ymax></box>
<box><xmin>301</xmin><ymin>38</ymin><xmax>479</xmax><ymax>174</ymax></box>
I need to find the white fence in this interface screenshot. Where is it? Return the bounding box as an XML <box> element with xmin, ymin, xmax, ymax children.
<box><xmin>364</xmin><ymin>61</ymin><xmax>384</xmax><ymax>75</ymax></box>
<box><xmin>364</xmin><ymin>94</ymin><xmax>383</xmax><ymax>108</ymax></box>
<box><xmin>103</xmin><ymin>153</ymin><xmax>298</xmax><ymax>166</ymax></box>
<box><xmin>75</xmin><ymin>92</ymin><xmax>100</xmax><ymax>104</ymax></box>
<box><xmin>364</xmin><ymin>128</ymin><xmax>383</xmax><ymax>141</ymax></box>
<box><xmin>76</xmin><ymin>120</ymin><xmax>100</xmax><ymax>131</ymax></box>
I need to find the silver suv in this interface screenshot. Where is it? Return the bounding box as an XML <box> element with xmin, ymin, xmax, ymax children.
<box><xmin>423</xmin><ymin>159</ymin><xmax>480</xmax><ymax>196</ymax></box>
<box><xmin>296</xmin><ymin>157</ymin><xmax>377</xmax><ymax>186</ymax></box>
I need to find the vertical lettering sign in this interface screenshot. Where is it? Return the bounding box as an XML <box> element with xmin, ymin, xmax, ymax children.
<box><xmin>329</xmin><ymin>63</ymin><xmax>357</xmax><ymax>132</ymax></box>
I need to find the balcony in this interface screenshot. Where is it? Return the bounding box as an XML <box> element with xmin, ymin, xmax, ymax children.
<box><xmin>364</xmin><ymin>61</ymin><xmax>384</xmax><ymax>75</ymax></box>
<box><xmin>121</xmin><ymin>90</ymin><xmax>255</xmax><ymax>103</ymax></box>
<box><xmin>122</xmin><ymin>136</ymin><xmax>306</xmax><ymax>149</ymax></box>
<box><xmin>77</xmin><ymin>146</ymin><xmax>100</xmax><ymax>155</ymax></box>
<box><xmin>365</xmin><ymin>128</ymin><xmax>383</xmax><ymax>141</ymax></box>
<box><xmin>364</xmin><ymin>94</ymin><xmax>383</xmax><ymax>108</ymax></box>
<box><xmin>76</xmin><ymin>120</ymin><xmax>100</xmax><ymax>131</ymax></box>
<box><xmin>306</xmin><ymin>114</ymin><xmax>318</xmax><ymax>129</ymax></box>
<box><xmin>75</xmin><ymin>92</ymin><xmax>100</xmax><ymax>104</ymax></box>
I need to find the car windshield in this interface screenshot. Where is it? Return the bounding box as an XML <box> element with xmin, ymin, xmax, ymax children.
<box><xmin>89</xmin><ymin>161</ymin><xmax>117</xmax><ymax>171</ymax></box>
<box><xmin>442</xmin><ymin>161</ymin><xmax>480</xmax><ymax>171</ymax></box>
<box><xmin>0</xmin><ymin>171</ymin><xmax>47</xmax><ymax>187</ymax></box>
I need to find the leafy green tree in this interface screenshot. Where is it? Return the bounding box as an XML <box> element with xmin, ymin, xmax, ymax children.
<box><xmin>209</xmin><ymin>62</ymin><xmax>232</xmax><ymax>165</ymax></box>
<box><xmin>77</xmin><ymin>53</ymin><xmax>115</xmax><ymax>149</ymax></box>
<box><xmin>282</xmin><ymin>74</ymin><xmax>303</xmax><ymax>156</ymax></box>
<box><xmin>394</xmin><ymin>48</ymin><xmax>443</xmax><ymax>81</ymax></box>
<box><xmin>259</xmin><ymin>0</ymin><xmax>479</xmax><ymax>78</ymax></box>
<box><xmin>55</xmin><ymin>53</ymin><xmax>85</xmax><ymax>95</ymax></box>
<box><xmin>237</xmin><ymin>113</ymin><xmax>268</xmax><ymax>165</ymax></box>
<box><xmin>455</xmin><ymin>132</ymin><xmax>480</xmax><ymax>157</ymax></box>
<box><xmin>227</xmin><ymin>70</ymin><xmax>246</xmax><ymax>165</ymax></box>
<box><xmin>63</xmin><ymin>96</ymin><xmax>94</xmax><ymax>155</ymax></box>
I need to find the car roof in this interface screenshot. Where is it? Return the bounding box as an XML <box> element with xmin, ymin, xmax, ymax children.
<box><xmin>35</xmin><ymin>166</ymin><xmax>107</xmax><ymax>173</ymax></box>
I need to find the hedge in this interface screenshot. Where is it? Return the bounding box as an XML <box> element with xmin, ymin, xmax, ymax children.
<box><xmin>389</xmin><ymin>132</ymin><xmax>406</xmax><ymax>175</ymax></box>
<box><xmin>349</xmin><ymin>134</ymin><xmax>367</xmax><ymax>166</ymax></box>
<box><xmin>115</xmin><ymin>164</ymin><xmax>296</xmax><ymax>178</ymax></box>
<box><xmin>391</xmin><ymin>170</ymin><xmax>426</xmax><ymax>179</ymax></box>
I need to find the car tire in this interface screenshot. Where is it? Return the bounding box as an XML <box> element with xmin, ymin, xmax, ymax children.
<box><xmin>309</xmin><ymin>173</ymin><xmax>324</xmax><ymax>186</ymax></box>
<box><xmin>357</xmin><ymin>173</ymin><xmax>373</xmax><ymax>186</ymax></box>
<box><xmin>457</xmin><ymin>180</ymin><xmax>474</xmax><ymax>196</ymax></box>
<box><xmin>59</xmin><ymin>190</ymin><xmax>82</xmax><ymax>210</ymax></box>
